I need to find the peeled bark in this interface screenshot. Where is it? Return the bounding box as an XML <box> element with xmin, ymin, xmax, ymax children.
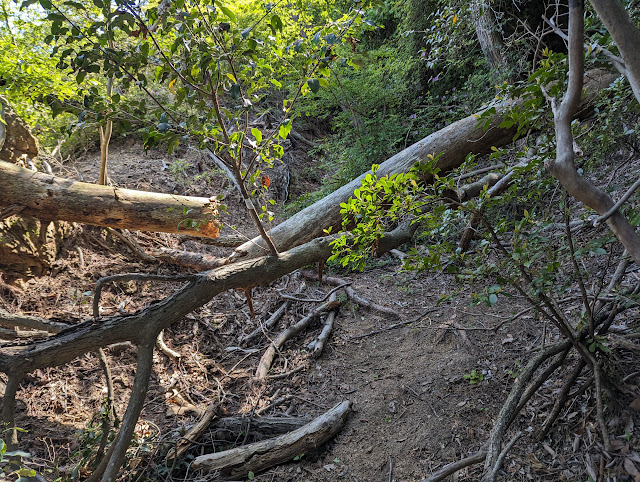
<box><xmin>0</xmin><ymin>160</ymin><xmax>221</xmax><ymax>238</ymax></box>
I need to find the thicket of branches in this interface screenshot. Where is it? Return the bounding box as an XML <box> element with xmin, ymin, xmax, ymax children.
<box><xmin>2</xmin><ymin>0</ymin><xmax>640</xmax><ymax>480</ymax></box>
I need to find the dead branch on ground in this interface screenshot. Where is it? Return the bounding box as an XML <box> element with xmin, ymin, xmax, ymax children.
<box><xmin>167</xmin><ymin>400</ymin><xmax>221</xmax><ymax>461</ymax></box>
<box><xmin>308</xmin><ymin>293</ymin><xmax>338</xmax><ymax>357</ymax></box>
<box><xmin>302</xmin><ymin>271</ymin><xmax>399</xmax><ymax>318</ymax></box>
<box><xmin>191</xmin><ymin>400</ymin><xmax>351</xmax><ymax>478</ymax></box>
<box><xmin>0</xmin><ymin>160</ymin><xmax>222</xmax><ymax>238</ymax></box>
<box><xmin>255</xmin><ymin>298</ymin><xmax>342</xmax><ymax>380</ymax></box>
<box><xmin>152</xmin><ymin>247</ymin><xmax>229</xmax><ymax>270</ymax></box>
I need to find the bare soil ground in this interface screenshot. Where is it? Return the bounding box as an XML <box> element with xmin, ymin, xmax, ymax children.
<box><xmin>2</xmin><ymin>139</ymin><xmax>640</xmax><ymax>481</ymax></box>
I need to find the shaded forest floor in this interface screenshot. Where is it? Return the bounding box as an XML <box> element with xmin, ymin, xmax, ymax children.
<box><xmin>2</xmin><ymin>138</ymin><xmax>640</xmax><ymax>481</ymax></box>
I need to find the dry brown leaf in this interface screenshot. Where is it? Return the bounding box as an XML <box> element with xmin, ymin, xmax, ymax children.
<box><xmin>624</xmin><ymin>457</ymin><xmax>640</xmax><ymax>477</ymax></box>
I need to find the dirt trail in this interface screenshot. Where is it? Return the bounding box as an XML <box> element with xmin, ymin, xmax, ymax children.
<box><xmin>2</xmin><ymin>141</ymin><xmax>637</xmax><ymax>482</ymax></box>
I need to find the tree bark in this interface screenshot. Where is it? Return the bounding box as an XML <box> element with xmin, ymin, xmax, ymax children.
<box><xmin>546</xmin><ymin>2</ymin><xmax>640</xmax><ymax>265</ymax></box>
<box><xmin>0</xmin><ymin>95</ymin><xmax>39</xmax><ymax>164</ymax></box>
<box><xmin>470</xmin><ymin>0</ymin><xmax>510</xmax><ymax>81</ymax></box>
<box><xmin>0</xmin><ymin>160</ymin><xmax>221</xmax><ymax>238</ymax></box>
<box><xmin>589</xmin><ymin>0</ymin><xmax>640</xmax><ymax>103</ymax></box>
<box><xmin>233</xmin><ymin>69</ymin><xmax>616</xmax><ymax>260</ymax></box>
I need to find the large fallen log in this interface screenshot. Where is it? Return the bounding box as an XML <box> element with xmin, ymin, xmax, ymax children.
<box><xmin>191</xmin><ymin>400</ymin><xmax>351</xmax><ymax>478</ymax></box>
<box><xmin>233</xmin><ymin>69</ymin><xmax>617</xmax><ymax>259</ymax></box>
<box><xmin>0</xmin><ymin>161</ymin><xmax>221</xmax><ymax>238</ymax></box>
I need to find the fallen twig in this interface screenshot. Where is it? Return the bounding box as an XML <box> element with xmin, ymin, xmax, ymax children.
<box><xmin>351</xmin><ymin>308</ymin><xmax>439</xmax><ymax>339</ymax></box>
<box><xmin>302</xmin><ymin>271</ymin><xmax>398</xmax><ymax>318</ymax></box>
<box><xmin>255</xmin><ymin>299</ymin><xmax>341</xmax><ymax>380</ymax></box>
<box><xmin>156</xmin><ymin>330</ymin><xmax>181</xmax><ymax>359</ymax></box>
<box><xmin>255</xmin><ymin>395</ymin><xmax>295</xmax><ymax>416</ymax></box>
<box><xmin>422</xmin><ymin>450</ymin><xmax>487</xmax><ymax>482</ymax></box>
<box><xmin>108</xmin><ymin>228</ymin><xmax>156</xmax><ymax>263</ymax></box>
<box><xmin>308</xmin><ymin>293</ymin><xmax>338</xmax><ymax>356</ymax></box>
<box><xmin>240</xmin><ymin>302</ymin><xmax>290</xmax><ymax>346</ymax></box>
<box><xmin>0</xmin><ymin>308</ymin><xmax>69</xmax><ymax>333</ymax></box>
<box><xmin>277</xmin><ymin>282</ymin><xmax>350</xmax><ymax>303</ymax></box>
<box><xmin>167</xmin><ymin>400</ymin><xmax>222</xmax><ymax>461</ymax></box>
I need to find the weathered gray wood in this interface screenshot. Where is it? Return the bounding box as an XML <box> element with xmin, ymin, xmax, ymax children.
<box><xmin>212</xmin><ymin>415</ymin><xmax>312</xmax><ymax>437</ymax></box>
<box><xmin>191</xmin><ymin>400</ymin><xmax>351</xmax><ymax>478</ymax></box>
<box><xmin>0</xmin><ymin>160</ymin><xmax>221</xmax><ymax>238</ymax></box>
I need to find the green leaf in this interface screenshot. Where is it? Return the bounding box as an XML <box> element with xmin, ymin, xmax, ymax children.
<box><xmin>251</xmin><ymin>128</ymin><xmax>262</xmax><ymax>144</ymax></box>
<box><xmin>488</xmin><ymin>294</ymin><xmax>498</xmax><ymax>305</ymax></box>
<box><xmin>229</xmin><ymin>83</ymin><xmax>241</xmax><ymax>99</ymax></box>
<box><xmin>271</xmin><ymin>14</ymin><xmax>283</xmax><ymax>33</ymax></box>
<box><xmin>307</xmin><ymin>78</ymin><xmax>320</xmax><ymax>94</ymax></box>
<box><xmin>279</xmin><ymin>121</ymin><xmax>292</xmax><ymax>139</ymax></box>
<box><xmin>219</xmin><ymin>5</ymin><xmax>236</xmax><ymax>23</ymax></box>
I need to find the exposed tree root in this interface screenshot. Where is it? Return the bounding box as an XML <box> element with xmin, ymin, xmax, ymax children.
<box><xmin>482</xmin><ymin>341</ymin><xmax>571</xmax><ymax>478</ymax></box>
<box><xmin>485</xmin><ymin>431</ymin><xmax>523</xmax><ymax>482</ymax></box>
<box><xmin>302</xmin><ymin>271</ymin><xmax>398</xmax><ymax>318</ymax></box>
<box><xmin>508</xmin><ymin>347</ymin><xmax>571</xmax><ymax>427</ymax></box>
<box><xmin>538</xmin><ymin>359</ymin><xmax>587</xmax><ymax>438</ymax></box>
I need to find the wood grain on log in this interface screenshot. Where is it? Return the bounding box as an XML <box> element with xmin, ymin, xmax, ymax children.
<box><xmin>0</xmin><ymin>160</ymin><xmax>221</xmax><ymax>238</ymax></box>
<box><xmin>191</xmin><ymin>400</ymin><xmax>351</xmax><ymax>478</ymax></box>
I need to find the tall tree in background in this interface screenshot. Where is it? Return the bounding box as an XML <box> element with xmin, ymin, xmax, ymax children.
<box><xmin>470</xmin><ymin>0</ymin><xmax>510</xmax><ymax>81</ymax></box>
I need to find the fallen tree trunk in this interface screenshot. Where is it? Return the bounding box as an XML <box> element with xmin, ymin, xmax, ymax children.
<box><xmin>0</xmin><ymin>161</ymin><xmax>221</xmax><ymax>238</ymax></box>
<box><xmin>191</xmin><ymin>400</ymin><xmax>351</xmax><ymax>478</ymax></box>
<box><xmin>233</xmin><ymin>69</ymin><xmax>617</xmax><ymax>260</ymax></box>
